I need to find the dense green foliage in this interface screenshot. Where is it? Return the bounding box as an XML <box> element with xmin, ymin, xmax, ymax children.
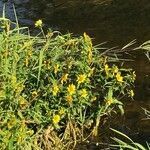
<box><xmin>0</xmin><ymin>18</ymin><xmax>135</xmax><ymax>149</ymax></box>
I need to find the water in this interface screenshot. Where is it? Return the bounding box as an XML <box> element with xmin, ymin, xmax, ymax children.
<box><xmin>2</xmin><ymin>0</ymin><xmax>150</xmax><ymax>45</ymax></box>
<box><xmin>0</xmin><ymin>0</ymin><xmax>150</xmax><ymax>146</ymax></box>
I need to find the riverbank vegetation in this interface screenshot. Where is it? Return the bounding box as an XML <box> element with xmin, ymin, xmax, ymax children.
<box><xmin>111</xmin><ymin>128</ymin><xmax>150</xmax><ymax>150</ymax></box>
<box><xmin>0</xmin><ymin>14</ymin><xmax>137</xmax><ymax>149</ymax></box>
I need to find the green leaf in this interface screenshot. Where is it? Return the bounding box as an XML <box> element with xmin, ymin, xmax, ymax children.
<box><xmin>108</xmin><ymin>88</ymin><xmax>113</xmax><ymax>100</ymax></box>
<box><xmin>8</xmin><ymin>138</ymin><xmax>14</xmax><ymax>150</ymax></box>
<box><xmin>134</xmin><ymin>143</ymin><xmax>147</xmax><ymax>150</ymax></box>
<box><xmin>118</xmin><ymin>105</ymin><xmax>124</xmax><ymax>115</ymax></box>
<box><xmin>18</xmin><ymin>111</ymin><xmax>23</xmax><ymax>119</ymax></box>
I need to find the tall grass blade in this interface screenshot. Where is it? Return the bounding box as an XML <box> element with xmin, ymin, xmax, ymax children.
<box><xmin>13</xmin><ymin>5</ymin><xmax>19</xmax><ymax>30</ymax></box>
<box><xmin>111</xmin><ymin>137</ymin><xmax>138</xmax><ymax>150</ymax></box>
<box><xmin>2</xmin><ymin>4</ymin><xmax>5</xmax><ymax>18</ymax></box>
<box><xmin>121</xmin><ymin>40</ymin><xmax>136</xmax><ymax>50</ymax></box>
<box><xmin>110</xmin><ymin>128</ymin><xmax>135</xmax><ymax>143</ymax></box>
<box><xmin>37</xmin><ymin>49</ymin><xmax>44</xmax><ymax>86</ymax></box>
<box><xmin>134</xmin><ymin>143</ymin><xmax>147</xmax><ymax>150</ymax></box>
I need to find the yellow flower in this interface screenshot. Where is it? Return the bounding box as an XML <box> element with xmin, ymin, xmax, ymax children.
<box><xmin>59</xmin><ymin>108</ymin><xmax>65</xmax><ymax>115</ymax></box>
<box><xmin>88</xmin><ymin>67</ymin><xmax>95</xmax><ymax>77</ymax></box>
<box><xmin>130</xmin><ymin>90</ymin><xmax>134</xmax><ymax>97</ymax></box>
<box><xmin>18</xmin><ymin>96</ymin><xmax>28</xmax><ymax>109</ymax></box>
<box><xmin>91</xmin><ymin>96</ymin><xmax>97</xmax><ymax>102</ymax></box>
<box><xmin>46</xmin><ymin>31</ymin><xmax>53</xmax><ymax>38</ymax></box>
<box><xmin>83</xmin><ymin>32</ymin><xmax>92</xmax><ymax>48</ymax></box>
<box><xmin>105</xmin><ymin>64</ymin><xmax>110</xmax><ymax>75</ymax></box>
<box><xmin>35</xmin><ymin>19</ymin><xmax>43</xmax><ymax>28</ymax></box>
<box><xmin>52</xmin><ymin>115</ymin><xmax>60</xmax><ymax>124</ymax></box>
<box><xmin>79</xmin><ymin>89</ymin><xmax>88</xmax><ymax>98</ymax></box>
<box><xmin>105</xmin><ymin>64</ymin><xmax>109</xmax><ymax>70</ymax></box>
<box><xmin>113</xmin><ymin>66</ymin><xmax>119</xmax><ymax>74</ymax></box>
<box><xmin>17</xmin><ymin>136</ymin><xmax>23</xmax><ymax>144</ymax></box>
<box><xmin>15</xmin><ymin>84</ymin><xmax>25</xmax><ymax>96</ymax></box>
<box><xmin>7</xmin><ymin>118</ymin><xmax>17</xmax><ymax>129</ymax></box>
<box><xmin>54</xmin><ymin>64</ymin><xmax>59</xmax><ymax>74</ymax></box>
<box><xmin>77</xmin><ymin>74</ymin><xmax>86</xmax><ymax>84</ymax></box>
<box><xmin>44</xmin><ymin>60</ymin><xmax>51</xmax><ymax>70</ymax></box>
<box><xmin>106</xmin><ymin>99</ymin><xmax>113</xmax><ymax>105</ymax></box>
<box><xmin>32</xmin><ymin>91</ymin><xmax>38</xmax><ymax>97</ymax></box>
<box><xmin>52</xmin><ymin>84</ymin><xmax>59</xmax><ymax>96</ymax></box>
<box><xmin>67</xmin><ymin>84</ymin><xmax>76</xmax><ymax>95</ymax></box>
<box><xmin>68</xmin><ymin>61</ymin><xmax>72</xmax><ymax>69</ymax></box>
<box><xmin>132</xmin><ymin>71</ymin><xmax>136</xmax><ymax>80</ymax></box>
<box><xmin>61</xmin><ymin>74</ymin><xmax>68</xmax><ymax>84</ymax></box>
<box><xmin>28</xmin><ymin>50</ymin><xmax>32</xmax><ymax>57</ymax></box>
<box><xmin>66</xmin><ymin>95</ymin><xmax>73</xmax><ymax>104</ymax></box>
<box><xmin>116</xmin><ymin>72</ymin><xmax>123</xmax><ymax>82</ymax></box>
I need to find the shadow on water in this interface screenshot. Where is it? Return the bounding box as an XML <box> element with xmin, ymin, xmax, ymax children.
<box><xmin>0</xmin><ymin>0</ymin><xmax>150</xmax><ymax>147</ymax></box>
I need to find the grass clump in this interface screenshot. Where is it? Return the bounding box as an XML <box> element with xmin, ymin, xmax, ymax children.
<box><xmin>110</xmin><ymin>128</ymin><xmax>150</xmax><ymax>150</ymax></box>
<box><xmin>0</xmin><ymin>17</ymin><xmax>135</xmax><ymax>149</ymax></box>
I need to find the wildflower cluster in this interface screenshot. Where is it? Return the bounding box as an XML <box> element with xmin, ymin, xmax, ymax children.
<box><xmin>0</xmin><ymin>18</ymin><xmax>135</xmax><ymax>149</ymax></box>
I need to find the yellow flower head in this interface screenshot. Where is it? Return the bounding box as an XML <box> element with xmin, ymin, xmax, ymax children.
<box><xmin>35</xmin><ymin>19</ymin><xmax>43</xmax><ymax>28</ymax></box>
<box><xmin>67</xmin><ymin>61</ymin><xmax>73</xmax><ymax>69</ymax></box>
<box><xmin>106</xmin><ymin>98</ymin><xmax>113</xmax><ymax>105</ymax></box>
<box><xmin>77</xmin><ymin>74</ymin><xmax>86</xmax><ymax>84</ymax></box>
<box><xmin>79</xmin><ymin>89</ymin><xmax>88</xmax><ymax>98</ymax></box>
<box><xmin>44</xmin><ymin>60</ymin><xmax>51</xmax><ymax>70</ymax></box>
<box><xmin>130</xmin><ymin>90</ymin><xmax>134</xmax><ymax>97</ymax></box>
<box><xmin>105</xmin><ymin>64</ymin><xmax>109</xmax><ymax>70</ymax></box>
<box><xmin>66</xmin><ymin>95</ymin><xmax>73</xmax><ymax>104</ymax></box>
<box><xmin>91</xmin><ymin>96</ymin><xmax>97</xmax><ymax>102</ymax></box>
<box><xmin>7</xmin><ymin>118</ymin><xmax>17</xmax><ymax>129</ymax></box>
<box><xmin>88</xmin><ymin>67</ymin><xmax>95</xmax><ymax>77</ymax></box>
<box><xmin>19</xmin><ymin>96</ymin><xmax>28</xmax><ymax>109</ymax></box>
<box><xmin>67</xmin><ymin>84</ymin><xmax>76</xmax><ymax>95</ymax></box>
<box><xmin>83</xmin><ymin>32</ymin><xmax>92</xmax><ymax>48</ymax></box>
<box><xmin>52</xmin><ymin>84</ymin><xmax>59</xmax><ymax>96</ymax></box>
<box><xmin>105</xmin><ymin>64</ymin><xmax>110</xmax><ymax>75</ymax></box>
<box><xmin>113</xmin><ymin>66</ymin><xmax>119</xmax><ymax>74</ymax></box>
<box><xmin>28</xmin><ymin>50</ymin><xmax>32</xmax><ymax>57</ymax></box>
<box><xmin>52</xmin><ymin>115</ymin><xmax>60</xmax><ymax>124</ymax></box>
<box><xmin>54</xmin><ymin>64</ymin><xmax>59</xmax><ymax>74</ymax></box>
<box><xmin>59</xmin><ymin>108</ymin><xmax>65</xmax><ymax>115</ymax></box>
<box><xmin>61</xmin><ymin>74</ymin><xmax>68</xmax><ymax>84</ymax></box>
<box><xmin>132</xmin><ymin>71</ymin><xmax>136</xmax><ymax>80</ymax></box>
<box><xmin>116</xmin><ymin>72</ymin><xmax>123</xmax><ymax>82</ymax></box>
<box><xmin>32</xmin><ymin>91</ymin><xmax>38</xmax><ymax>97</ymax></box>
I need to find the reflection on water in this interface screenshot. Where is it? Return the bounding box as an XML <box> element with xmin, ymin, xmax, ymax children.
<box><xmin>0</xmin><ymin>0</ymin><xmax>150</xmax><ymax>144</ymax></box>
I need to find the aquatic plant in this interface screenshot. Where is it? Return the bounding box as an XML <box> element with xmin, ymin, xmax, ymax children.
<box><xmin>0</xmin><ymin>13</ymin><xmax>135</xmax><ymax>149</ymax></box>
<box><xmin>110</xmin><ymin>128</ymin><xmax>150</xmax><ymax>150</ymax></box>
<box><xmin>143</xmin><ymin>108</ymin><xmax>150</xmax><ymax>119</ymax></box>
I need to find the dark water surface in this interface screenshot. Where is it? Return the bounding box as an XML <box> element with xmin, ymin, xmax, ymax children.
<box><xmin>2</xmin><ymin>0</ymin><xmax>150</xmax><ymax>45</ymax></box>
<box><xmin>0</xmin><ymin>0</ymin><xmax>150</xmax><ymax>147</ymax></box>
